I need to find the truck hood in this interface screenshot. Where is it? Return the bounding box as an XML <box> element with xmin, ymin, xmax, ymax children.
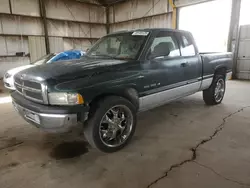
<box><xmin>7</xmin><ymin>65</ymin><xmax>35</xmax><ymax>76</ymax></box>
<box><xmin>17</xmin><ymin>58</ymin><xmax>129</xmax><ymax>82</ymax></box>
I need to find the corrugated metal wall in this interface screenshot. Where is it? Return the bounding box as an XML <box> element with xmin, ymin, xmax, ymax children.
<box><xmin>0</xmin><ymin>0</ymin><xmax>107</xmax><ymax>78</ymax></box>
<box><xmin>49</xmin><ymin>37</ymin><xmax>64</xmax><ymax>53</ymax></box>
<box><xmin>0</xmin><ymin>0</ymin><xmax>227</xmax><ymax>78</ymax></box>
<box><xmin>236</xmin><ymin>25</ymin><xmax>250</xmax><ymax>80</ymax></box>
<box><xmin>28</xmin><ymin>36</ymin><xmax>46</xmax><ymax>62</ymax></box>
<box><xmin>109</xmin><ymin>0</ymin><xmax>172</xmax><ymax>32</ymax></box>
<box><xmin>108</xmin><ymin>0</ymin><xmax>220</xmax><ymax>32</ymax></box>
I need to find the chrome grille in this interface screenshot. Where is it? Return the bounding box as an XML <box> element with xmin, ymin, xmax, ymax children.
<box><xmin>23</xmin><ymin>80</ymin><xmax>41</xmax><ymax>90</ymax></box>
<box><xmin>14</xmin><ymin>77</ymin><xmax>45</xmax><ymax>104</ymax></box>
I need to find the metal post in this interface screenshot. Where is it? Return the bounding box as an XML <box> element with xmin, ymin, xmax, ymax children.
<box><xmin>227</xmin><ymin>0</ymin><xmax>242</xmax><ymax>79</ymax></box>
<box><xmin>169</xmin><ymin>0</ymin><xmax>177</xmax><ymax>29</ymax></box>
<box><xmin>106</xmin><ymin>6</ymin><xmax>110</xmax><ymax>34</ymax></box>
<box><xmin>8</xmin><ymin>0</ymin><xmax>12</xmax><ymax>14</ymax></box>
<box><xmin>39</xmin><ymin>0</ymin><xmax>50</xmax><ymax>54</ymax></box>
<box><xmin>227</xmin><ymin>0</ymin><xmax>241</xmax><ymax>52</ymax></box>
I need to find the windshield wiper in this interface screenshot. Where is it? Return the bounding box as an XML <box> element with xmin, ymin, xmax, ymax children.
<box><xmin>88</xmin><ymin>54</ymin><xmax>134</xmax><ymax>60</ymax></box>
<box><xmin>90</xmin><ymin>54</ymin><xmax>116</xmax><ymax>59</ymax></box>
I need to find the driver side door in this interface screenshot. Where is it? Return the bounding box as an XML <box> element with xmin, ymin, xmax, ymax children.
<box><xmin>139</xmin><ymin>31</ymin><xmax>188</xmax><ymax>111</ymax></box>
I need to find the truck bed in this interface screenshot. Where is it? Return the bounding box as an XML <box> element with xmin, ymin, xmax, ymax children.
<box><xmin>200</xmin><ymin>52</ymin><xmax>233</xmax><ymax>78</ymax></box>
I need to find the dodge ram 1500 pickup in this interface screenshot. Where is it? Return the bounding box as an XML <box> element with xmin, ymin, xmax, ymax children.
<box><xmin>11</xmin><ymin>28</ymin><xmax>232</xmax><ymax>152</ymax></box>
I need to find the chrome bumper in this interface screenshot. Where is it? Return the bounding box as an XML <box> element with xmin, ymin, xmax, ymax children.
<box><xmin>13</xmin><ymin>101</ymin><xmax>78</xmax><ymax>133</ymax></box>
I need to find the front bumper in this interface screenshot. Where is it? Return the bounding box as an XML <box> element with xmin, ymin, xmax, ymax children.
<box><xmin>11</xmin><ymin>92</ymin><xmax>89</xmax><ymax>133</ymax></box>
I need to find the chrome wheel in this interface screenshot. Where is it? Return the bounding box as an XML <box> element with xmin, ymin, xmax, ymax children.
<box><xmin>99</xmin><ymin>105</ymin><xmax>133</xmax><ymax>147</ymax></box>
<box><xmin>214</xmin><ymin>78</ymin><xmax>225</xmax><ymax>102</ymax></box>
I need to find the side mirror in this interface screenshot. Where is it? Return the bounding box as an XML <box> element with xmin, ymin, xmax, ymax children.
<box><xmin>149</xmin><ymin>43</ymin><xmax>170</xmax><ymax>59</ymax></box>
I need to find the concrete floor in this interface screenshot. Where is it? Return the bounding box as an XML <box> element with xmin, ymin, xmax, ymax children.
<box><xmin>0</xmin><ymin>80</ymin><xmax>250</xmax><ymax>188</ymax></box>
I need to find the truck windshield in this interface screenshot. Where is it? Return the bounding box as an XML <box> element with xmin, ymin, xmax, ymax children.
<box><xmin>86</xmin><ymin>32</ymin><xmax>149</xmax><ymax>60</ymax></box>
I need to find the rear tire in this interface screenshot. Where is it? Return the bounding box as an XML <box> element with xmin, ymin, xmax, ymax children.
<box><xmin>84</xmin><ymin>96</ymin><xmax>137</xmax><ymax>153</ymax></box>
<box><xmin>203</xmin><ymin>74</ymin><xmax>226</xmax><ymax>105</ymax></box>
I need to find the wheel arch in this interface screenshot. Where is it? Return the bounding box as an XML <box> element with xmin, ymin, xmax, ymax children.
<box><xmin>214</xmin><ymin>66</ymin><xmax>227</xmax><ymax>78</ymax></box>
<box><xmin>88</xmin><ymin>88</ymin><xmax>140</xmax><ymax>115</ymax></box>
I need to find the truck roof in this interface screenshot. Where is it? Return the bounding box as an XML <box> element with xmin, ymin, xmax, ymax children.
<box><xmin>108</xmin><ymin>28</ymin><xmax>191</xmax><ymax>35</ymax></box>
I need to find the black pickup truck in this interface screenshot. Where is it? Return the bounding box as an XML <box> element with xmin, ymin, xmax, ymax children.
<box><xmin>12</xmin><ymin>28</ymin><xmax>232</xmax><ymax>152</ymax></box>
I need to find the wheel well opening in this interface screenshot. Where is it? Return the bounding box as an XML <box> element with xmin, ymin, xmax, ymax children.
<box><xmin>88</xmin><ymin>89</ymin><xmax>139</xmax><ymax>116</ymax></box>
<box><xmin>215</xmin><ymin>67</ymin><xmax>226</xmax><ymax>77</ymax></box>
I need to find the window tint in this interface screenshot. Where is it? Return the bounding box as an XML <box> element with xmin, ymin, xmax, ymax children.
<box><xmin>179</xmin><ymin>33</ymin><xmax>196</xmax><ymax>56</ymax></box>
<box><xmin>149</xmin><ymin>31</ymin><xmax>180</xmax><ymax>58</ymax></box>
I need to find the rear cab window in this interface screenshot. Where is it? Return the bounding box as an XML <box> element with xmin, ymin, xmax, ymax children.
<box><xmin>177</xmin><ymin>32</ymin><xmax>197</xmax><ymax>56</ymax></box>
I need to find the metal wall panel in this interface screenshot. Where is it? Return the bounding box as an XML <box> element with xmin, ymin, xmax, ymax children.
<box><xmin>175</xmin><ymin>0</ymin><xmax>214</xmax><ymax>7</ymax></box>
<box><xmin>91</xmin><ymin>24</ymin><xmax>107</xmax><ymax>38</ymax></box>
<box><xmin>0</xmin><ymin>15</ymin><xmax>43</xmax><ymax>35</ymax></box>
<box><xmin>49</xmin><ymin>37</ymin><xmax>64</xmax><ymax>53</ymax></box>
<box><xmin>110</xmin><ymin>14</ymin><xmax>172</xmax><ymax>32</ymax></box>
<box><xmin>5</xmin><ymin>36</ymin><xmax>29</xmax><ymax>55</ymax></box>
<box><xmin>47</xmin><ymin>19</ymin><xmax>91</xmax><ymax>38</ymax></box>
<box><xmin>89</xmin><ymin>5</ymin><xmax>107</xmax><ymax>23</ymax></box>
<box><xmin>0</xmin><ymin>37</ymin><xmax>7</xmax><ymax>56</ymax></box>
<box><xmin>0</xmin><ymin>36</ymin><xmax>29</xmax><ymax>56</ymax></box>
<box><xmin>0</xmin><ymin>57</ymin><xmax>30</xmax><ymax>78</ymax></box>
<box><xmin>78</xmin><ymin>23</ymin><xmax>92</xmax><ymax>38</ymax></box>
<box><xmin>28</xmin><ymin>36</ymin><xmax>46</xmax><ymax>62</ymax></box>
<box><xmin>238</xmin><ymin>40</ymin><xmax>250</xmax><ymax>58</ymax></box>
<box><xmin>63</xmin><ymin>38</ymin><xmax>92</xmax><ymax>51</ymax></box>
<box><xmin>0</xmin><ymin>0</ymin><xmax>106</xmax><ymax>78</ymax></box>
<box><xmin>11</xmin><ymin>0</ymin><xmax>40</xmax><ymax>17</ymax></box>
<box><xmin>110</xmin><ymin>0</ymin><xmax>169</xmax><ymax>23</ymax></box>
<box><xmin>239</xmin><ymin>25</ymin><xmax>250</xmax><ymax>39</ymax></box>
<box><xmin>47</xmin><ymin>19</ymin><xmax>106</xmax><ymax>38</ymax></box>
<box><xmin>45</xmin><ymin>0</ymin><xmax>106</xmax><ymax>23</ymax></box>
<box><xmin>236</xmin><ymin>25</ymin><xmax>250</xmax><ymax>80</ymax></box>
<box><xmin>0</xmin><ymin>0</ymin><xmax>10</xmax><ymax>14</ymax></box>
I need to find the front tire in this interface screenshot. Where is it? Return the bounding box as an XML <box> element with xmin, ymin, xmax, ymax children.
<box><xmin>84</xmin><ymin>96</ymin><xmax>137</xmax><ymax>153</ymax></box>
<box><xmin>203</xmin><ymin>74</ymin><xmax>226</xmax><ymax>105</ymax></box>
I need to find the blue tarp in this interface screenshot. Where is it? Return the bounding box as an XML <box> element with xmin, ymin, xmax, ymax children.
<box><xmin>49</xmin><ymin>50</ymin><xmax>85</xmax><ymax>63</ymax></box>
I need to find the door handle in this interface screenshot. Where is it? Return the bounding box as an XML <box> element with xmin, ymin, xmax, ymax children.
<box><xmin>181</xmin><ymin>62</ymin><xmax>189</xmax><ymax>67</ymax></box>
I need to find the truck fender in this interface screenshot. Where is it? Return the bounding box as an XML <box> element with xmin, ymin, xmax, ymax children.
<box><xmin>214</xmin><ymin>65</ymin><xmax>227</xmax><ymax>78</ymax></box>
<box><xmin>89</xmin><ymin>88</ymin><xmax>140</xmax><ymax>113</ymax></box>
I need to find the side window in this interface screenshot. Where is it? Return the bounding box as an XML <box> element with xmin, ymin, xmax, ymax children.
<box><xmin>179</xmin><ymin>33</ymin><xmax>196</xmax><ymax>56</ymax></box>
<box><xmin>149</xmin><ymin>31</ymin><xmax>180</xmax><ymax>59</ymax></box>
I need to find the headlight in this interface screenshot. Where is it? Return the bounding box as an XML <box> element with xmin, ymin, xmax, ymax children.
<box><xmin>5</xmin><ymin>72</ymin><xmax>11</xmax><ymax>78</ymax></box>
<box><xmin>48</xmin><ymin>92</ymin><xmax>84</xmax><ymax>105</ymax></box>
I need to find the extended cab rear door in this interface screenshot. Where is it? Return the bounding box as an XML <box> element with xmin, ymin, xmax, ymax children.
<box><xmin>175</xmin><ymin>32</ymin><xmax>202</xmax><ymax>85</ymax></box>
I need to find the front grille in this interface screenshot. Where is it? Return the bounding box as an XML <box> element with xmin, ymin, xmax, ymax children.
<box><xmin>24</xmin><ymin>90</ymin><xmax>43</xmax><ymax>101</ymax></box>
<box><xmin>23</xmin><ymin>80</ymin><xmax>41</xmax><ymax>90</ymax></box>
<box><xmin>15</xmin><ymin>77</ymin><xmax>22</xmax><ymax>85</ymax></box>
<box><xmin>14</xmin><ymin>77</ymin><xmax>45</xmax><ymax>104</ymax></box>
